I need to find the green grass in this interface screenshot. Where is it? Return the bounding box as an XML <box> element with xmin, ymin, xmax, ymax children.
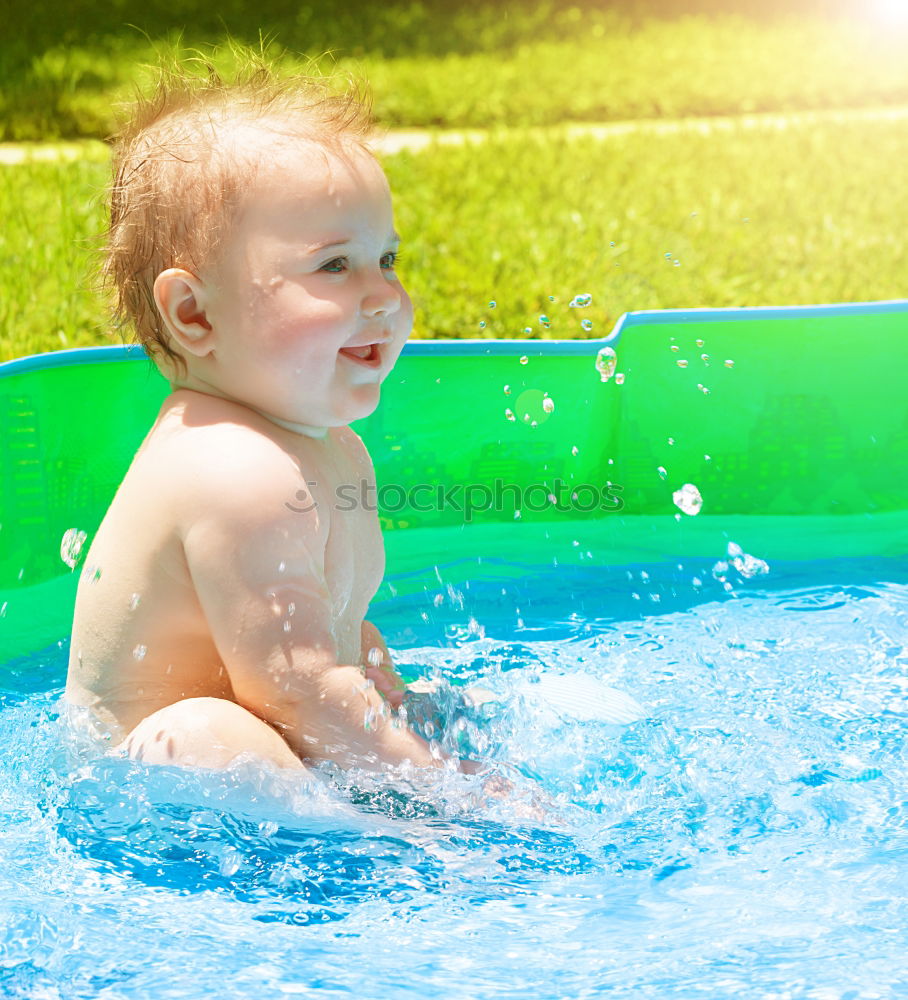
<box><xmin>3</xmin><ymin>1</ymin><xmax>908</xmax><ymax>139</ymax></box>
<box><xmin>3</xmin><ymin>114</ymin><xmax>907</xmax><ymax>361</ymax></box>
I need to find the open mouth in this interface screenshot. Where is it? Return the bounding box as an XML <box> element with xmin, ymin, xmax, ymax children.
<box><xmin>338</xmin><ymin>343</ymin><xmax>382</xmax><ymax>368</ymax></box>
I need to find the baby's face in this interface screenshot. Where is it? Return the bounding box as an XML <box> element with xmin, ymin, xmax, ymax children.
<box><xmin>200</xmin><ymin>140</ymin><xmax>413</xmax><ymax>432</ymax></box>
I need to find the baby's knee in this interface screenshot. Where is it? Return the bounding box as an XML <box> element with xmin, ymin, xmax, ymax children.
<box><xmin>120</xmin><ymin>697</ymin><xmax>305</xmax><ymax>772</ymax></box>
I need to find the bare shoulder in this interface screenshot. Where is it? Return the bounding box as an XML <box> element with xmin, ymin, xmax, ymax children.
<box><xmin>148</xmin><ymin>392</ymin><xmax>317</xmax><ymax>526</ymax></box>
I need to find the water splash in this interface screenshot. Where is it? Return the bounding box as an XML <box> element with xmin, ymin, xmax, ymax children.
<box><xmin>672</xmin><ymin>483</ymin><xmax>703</xmax><ymax>516</ymax></box>
<box><xmin>727</xmin><ymin>541</ymin><xmax>770</xmax><ymax>579</ymax></box>
<box><xmin>60</xmin><ymin>529</ymin><xmax>87</xmax><ymax>570</ymax></box>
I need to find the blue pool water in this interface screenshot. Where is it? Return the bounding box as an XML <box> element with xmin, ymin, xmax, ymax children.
<box><xmin>1</xmin><ymin>556</ymin><xmax>907</xmax><ymax>999</ymax></box>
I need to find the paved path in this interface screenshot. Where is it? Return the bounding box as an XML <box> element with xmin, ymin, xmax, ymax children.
<box><xmin>4</xmin><ymin>104</ymin><xmax>908</xmax><ymax>164</ymax></box>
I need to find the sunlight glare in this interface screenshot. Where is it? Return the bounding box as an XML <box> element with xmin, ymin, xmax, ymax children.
<box><xmin>869</xmin><ymin>0</ymin><xmax>908</xmax><ymax>28</ymax></box>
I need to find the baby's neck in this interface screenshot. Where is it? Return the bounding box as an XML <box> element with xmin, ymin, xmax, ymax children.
<box><xmin>168</xmin><ymin>379</ymin><xmax>329</xmax><ymax>440</ymax></box>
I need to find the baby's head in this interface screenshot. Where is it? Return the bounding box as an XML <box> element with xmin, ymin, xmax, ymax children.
<box><xmin>105</xmin><ymin>61</ymin><xmax>412</xmax><ymax>432</ymax></box>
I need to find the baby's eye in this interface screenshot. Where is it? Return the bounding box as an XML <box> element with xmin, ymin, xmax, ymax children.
<box><xmin>320</xmin><ymin>257</ymin><xmax>348</xmax><ymax>273</ymax></box>
<box><xmin>380</xmin><ymin>251</ymin><xmax>400</xmax><ymax>270</ymax></box>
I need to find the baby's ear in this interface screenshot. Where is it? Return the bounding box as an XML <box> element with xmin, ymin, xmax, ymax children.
<box><xmin>153</xmin><ymin>268</ymin><xmax>214</xmax><ymax>358</ymax></box>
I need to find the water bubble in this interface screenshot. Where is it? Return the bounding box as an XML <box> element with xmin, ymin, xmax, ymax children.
<box><xmin>692</xmin><ymin>576</ymin><xmax>703</xmax><ymax>588</ymax></box>
<box><xmin>581</xmin><ymin>319</ymin><xmax>593</xmax><ymax>332</ymax></box>
<box><xmin>542</xmin><ymin>397</ymin><xmax>555</xmax><ymax>413</ymax></box>
<box><xmin>132</xmin><ymin>644</ymin><xmax>148</xmax><ymax>661</ymax></box>
<box><xmin>489</xmin><ymin>300</ymin><xmax>497</xmax><ymax>308</ymax></box>
<box><xmin>523</xmin><ymin>327</ymin><xmax>533</xmax><ymax>335</ymax></box>
<box><xmin>614</xmin><ymin>373</ymin><xmax>625</xmax><ymax>385</ymax></box>
<box><xmin>0</xmin><ymin>602</ymin><xmax>7</xmax><ymax>618</ymax></box>
<box><xmin>676</xmin><ymin>359</ymin><xmax>689</xmax><ymax>368</ymax></box>
<box><xmin>667</xmin><ymin>437</ymin><xmax>675</xmax><ymax>445</ymax></box>
<box><xmin>595</xmin><ymin>346</ymin><xmax>617</xmax><ymax>382</ymax></box>
<box><xmin>704</xmin><ymin>454</ymin><xmax>711</xmax><ymax>461</ymax></box>
<box><xmin>569</xmin><ymin>293</ymin><xmax>592</xmax><ymax>308</ymax></box>
<box><xmin>479</xmin><ymin>320</ymin><xmax>486</xmax><ymax>329</ymax></box>
<box><xmin>698</xmin><ymin>383</ymin><xmax>710</xmax><ymax>394</ymax></box>
<box><xmin>696</xmin><ymin>339</ymin><xmax>704</xmax><ymax>347</ymax></box>
<box><xmin>539</xmin><ymin>315</ymin><xmax>551</xmax><ymax>328</ymax></box>
<box><xmin>657</xmin><ymin>466</ymin><xmax>667</xmax><ymax>480</ymax></box>
<box><xmin>514</xmin><ymin>510</ymin><xmax>522</xmax><ymax>520</ymax></box>
<box><xmin>548</xmin><ymin>295</ymin><xmax>555</xmax><ymax>301</ymax></box>
<box><xmin>725</xmin><ymin>359</ymin><xmax>735</xmax><ymax>368</ymax></box>
<box><xmin>610</xmin><ymin>241</ymin><xmax>616</xmax><ymax>247</ymax></box>
<box><xmin>571</xmin><ymin>445</ymin><xmax>579</xmax><ymax>456</ymax></box>
<box><xmin>503</xmin><ymin>384</ymin><xmax>511</xmax><ymax>394</ymax></box>
<box><xmin>60</xmin><ymin>529</ymin><xmax>87</xmax><ymax>569</ymax></box>
<box><xmin>129</xmin><ymin>593</ymin><xmax>141</xmax><ymax>611</ymax></box>
<box><xmin>519</xmin><ymin>356</ymin><xmax>529</xmax><ymax>365</ymax></box>
<box><xmin>670</xmin><ymin>345</ymin><xmax>680</xmax><ymax>352</ymax></box>
<box><xmin>673</xmin><ymin>483</ymin><xmax>703</xmax><ymax>516</ymax></box>
<box><xmin>664</xmin><ymin>252</ymin><xmax>672</xmax><ymax>258</ymax></box>
<box><xmin>505</xmin><ymin>408</ymin><xmax>516</xmax><ymax>422</ymax></box>
<box><xmin>673</xmin><ymin>261</ymin><xmax>681</xmax><ymax>267</ymax></box>
<box><xmin>701</xmin><ymin>353</ymin><xmax>710</xmax><ymax>363</ymax></box>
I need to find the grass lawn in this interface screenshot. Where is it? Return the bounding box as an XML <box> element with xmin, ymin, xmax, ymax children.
<box><xmin>3</xmin><ymin>113</ymin><xmax>906</xmax><ymax>361</ymax></box>
<box><xmin>4</xmin><ymin>1</ymin><xmax>908</xmax><ymax>139</ymax></box>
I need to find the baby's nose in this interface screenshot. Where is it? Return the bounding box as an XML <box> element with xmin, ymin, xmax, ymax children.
<box><xmin>361</xmin><ymin>276</ymin><xmax>401</xmax><ymax>317</ymax></box>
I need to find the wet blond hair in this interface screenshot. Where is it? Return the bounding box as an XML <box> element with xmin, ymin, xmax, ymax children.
<box><xmin>104</xmin><ymin>55</ymin><xmax>373</xmax><ymax>369</ymax></box>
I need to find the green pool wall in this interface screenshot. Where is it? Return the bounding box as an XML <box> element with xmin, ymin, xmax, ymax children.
<box><xmin>2</xmin><ymin>301</ymin><xmax>906</xmax><ymax>660</ymax></box>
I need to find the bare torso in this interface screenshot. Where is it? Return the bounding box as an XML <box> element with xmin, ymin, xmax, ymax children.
<box><xmin>65</xmin><ymin>389</ymin><xmax>383</xmax><ymax>744</ymax></box>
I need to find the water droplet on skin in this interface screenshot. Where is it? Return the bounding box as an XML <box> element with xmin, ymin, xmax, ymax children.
<box><xmin>725</xmin><ymin>359</ymin><xmax>735</xmax><ymax>368</ymax></box>
<box><xmin>133</xmin><ymin>644</ymin><xmax>147</xmax><ymax>661</ymax></box>
<box><xmin>542</xmin><ymin>397</ymin><xmax>555</xmax><ymax>413</ymax></box>
<box><xmin>673</xmin><ymin>483</ymin><xmax>703</xmax><ymax>516</ymax></box>
<box><xmin>594</xmin><ymin>346</ymin><xmax>617</xmax><ymax>382</ymax></box>
<box><xmin>571</xmin><ymin>445</ymin><xmax>579</xmax><ymax>456</ymax></box>
<box><xmin>505</xmin><ymin>408</ymin><xmax>516</xmax><ymax>422</ymax></box>
<box><xmin>581</xmin><ymin>319</ymin><xmax>593</xmax><ymax>332</ymax></box>
<box><xmin>519</xmin><ymin>356</ymin><xmax>529</xmax><ymax>365</ymax></box>
<box><xmin>129</xmin><ymin>593</ymin><xmax>141</xmax><ymax>611</ymax></box>
<box><xmin>657</xmin><ymin>466</ymin><xmax>667</xmax><ymax>480</ymax></box>
<box><xmin>503</xmin><ymin>384</ymin><xmax>511</xmax><ymax>394</ymax></box>
<box><xmin>283</xmin><ymin>620</ymin><xmax>291</xmax><ymax>633</ymax></box>
<box><xmin>288</xmin><ymin>602</ymin><xmax>295</xmax><ymax>616</ymax></box>
<box><xmin>489</xmin><ymin>300</ymin><xmax>496</xmax><ymax>308</ymax></box>
<box><xmin>615</xmin><ymin>373</ymin><xmax>625</xmax><ymax>385</ymax></box>
<box><xmin>569</xmin><ymin>293</ymin><xmax>592</xmax><ymax>308</ymax></box>
<box><xmin>677</xmin><ymin>359</ymin><xmax>689</xmax><ymax>368</ymax></box>
<box><xmin>367</xmin><ymin>646</ymin><xmax>383</xmax><ymax>667</ymax></box>
<box><xmin>278</xmin><ymin>561</ymin><xmax>286</xmax><ymax>573</ymax></box>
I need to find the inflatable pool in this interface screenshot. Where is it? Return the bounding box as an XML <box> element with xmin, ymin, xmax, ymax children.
<box><xmin>3</xmin><ymin>300</ymin><xmax>908</xmax><ymax>999</ymax></box>
<box><xmin>2</xmin><ymin>300</ymin><xmax>906</xmax><ymax>661</ymax></box>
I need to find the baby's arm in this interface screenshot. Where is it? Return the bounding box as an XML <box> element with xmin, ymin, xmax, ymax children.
<box><xmin>179</xmin><ymin>440</ymin><xmax>440</xmax><ymax>772</ymax></box>
<box><xmin>361</xmin><ymin>620</ymin><xmax>407</xmax><ymax>710</ymax></box>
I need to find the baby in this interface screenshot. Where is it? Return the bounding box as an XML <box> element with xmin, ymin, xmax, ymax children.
<box><xmin>65</xmin><ymin>65</ymin><xmax>450</xmax><ymax>777</ymax></box>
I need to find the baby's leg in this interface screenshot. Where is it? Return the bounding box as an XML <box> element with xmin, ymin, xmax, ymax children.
<box><xmin>119</xmin><ymin>697</ymin><xmax>308</xmax><ymax>773</ymax></box>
